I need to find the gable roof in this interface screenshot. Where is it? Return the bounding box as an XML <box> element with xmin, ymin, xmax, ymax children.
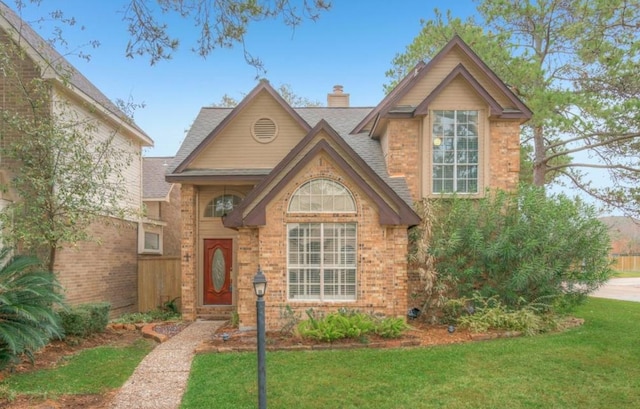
<box><xmin>0</xmin><ymin>2</ymin><xmax>153</xmax><ymax>146</ymax></box>
<box><xmin>223</xmin><ymin>120</ymin><xmax>420</xmax><ymax>228</ymax></box>
<box><xmin>351</xmin><ymin>35</ymin><xmax>532</xmax><ymax>135</ymax></box>
<box><xmin>143</xmin><ymin>157</ymin><xmax>174</xmax><ymax>201</ymax></box>
<box><xmin>165</xmin><ymin>105</ymin><xmax>416</xmax><ymax>207</ymax></box>
<box><xmin>172</xmin><ymin>80</ymin><xmax>311</xmax><ymax>174</ymax></box>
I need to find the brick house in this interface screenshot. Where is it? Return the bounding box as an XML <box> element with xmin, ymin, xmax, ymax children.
<box><xmin>0</xmin><ymin>3</ymin><xmax>153</xmax><ymax>315</ymax></box>
<box><xmin>166</xmin><ymin>36</ymin><xmax>531</xmax><ymax>330</ymax></box>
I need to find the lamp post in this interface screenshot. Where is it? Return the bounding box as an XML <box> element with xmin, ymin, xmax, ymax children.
<box><xmin>253</xmin><ymin>267</ymin><xmax>268</xmax><ymax>409</ymax></box>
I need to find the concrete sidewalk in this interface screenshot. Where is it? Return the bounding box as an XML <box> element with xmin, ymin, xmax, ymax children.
<box><xmin>110</xmin><ymin>320</ymin><xmax>224</xmax><ymax>409</ymax></box>
<box><xmin>591</xmin><ymin>277</ymin><xmax>640</xmax><ymax>303</ymax></box>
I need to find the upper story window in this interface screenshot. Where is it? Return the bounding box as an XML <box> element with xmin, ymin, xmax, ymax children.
<box><xmin>204</xmin><ymin>194</ymin><xmax>242</xmax><ymax>217</ymax></box>
<box><xmin>288</xmin><ymin>179</ymin><xmax>356</xmax><ymax>213</ymax></box>
<box><xmin>432</xmin><ymin>110</ymin><xmax>479</xmax><ymax>193</ymax></box>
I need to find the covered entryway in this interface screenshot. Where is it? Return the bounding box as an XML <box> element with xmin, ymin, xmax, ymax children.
<box><xmin>203</xmin><ymin>239</ymin><xmax>233</xmax><ymax>305</ymax></box>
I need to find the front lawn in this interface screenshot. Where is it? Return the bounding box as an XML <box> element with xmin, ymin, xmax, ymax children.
<box><xmin>182</xmin><ymin>298</ymin><xmax>640</xmax><ymax>409</ymax></box>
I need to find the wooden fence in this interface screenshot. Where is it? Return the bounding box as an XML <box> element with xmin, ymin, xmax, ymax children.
<box><xmin>610</xmin><ymin>256</ymin><xmax>640</xmax><ymax>272</ymax></box>
<box><xmin>138</xmin><ymin>256</ymin><xmax>181</xmax><ymax>312</ymax></box>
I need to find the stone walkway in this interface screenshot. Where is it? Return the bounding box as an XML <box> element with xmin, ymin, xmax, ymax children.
<box><xmin>110</xmin><ymin>320</ymin><xmax>224</xmax><ymax>409</ymax></box>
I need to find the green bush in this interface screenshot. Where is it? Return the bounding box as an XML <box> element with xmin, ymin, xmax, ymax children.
<box><xmin>59</xmin><ymin>303</ymin><xmax>111</xmax><ymax>338</ymax></box>
<box><xmin>418</xmin><ymin>185</ymin><xmax>612</xmax><ymax>311</ymax></box>
<box><xmin>374</xmin><ymin>317</ymin><xmax>410</xmax><ymax>338</ymax></box>
<box><xmin>297</xmin><ymin>309</ymin><xmax>407</xmax><ymax>342</ymax></box>
<box><xmin>452</xmin><ymin>294</ymin><xmax>558</xmax><ymax>336</ymax></box>
<box><xmin>0</xmin><ymin>249</ymin><xmax>65</xmax><ymax>369</ymax></box>
<box><xmin>111</xmin><ymin>309</ymin><xmax>180</xmax><ymax>324</ymax></box>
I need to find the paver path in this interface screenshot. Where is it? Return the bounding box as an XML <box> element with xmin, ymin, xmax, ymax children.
<box><xmin>110</xmin><ymin>320</ymin><xmax>223</xmax><ymax>409</ymax></box>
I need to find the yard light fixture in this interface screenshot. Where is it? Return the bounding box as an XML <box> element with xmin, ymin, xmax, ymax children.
<box><xmin>253</xmin><ymin>267</ymin><xmax>267</xmax><ymax>297</ymax></box>
<box><xmin>253</xmin><ymin>266</ymin><xmax>268</xmax><ymax>409</ymax></box>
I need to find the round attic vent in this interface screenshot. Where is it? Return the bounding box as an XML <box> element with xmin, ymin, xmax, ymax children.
<box><xmin>251</xmin><ymin>117</ymin><xmax>278</xmax><ymax>143</ymax></box>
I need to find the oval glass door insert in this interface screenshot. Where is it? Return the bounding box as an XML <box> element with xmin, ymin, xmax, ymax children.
<box><xmin>212</xmin><ymin>248</ymin><xmax>225</xmax><ymax>292</ymax></box>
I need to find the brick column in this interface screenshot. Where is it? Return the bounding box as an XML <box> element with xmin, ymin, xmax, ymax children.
<box><xmin>180</xmin><ymin>184</ymin><xmax>197</xmax><ymax>321</ymax></box>
<box><xmin>386</xmin><ymin>119</ymin><xmax>421</xmax><ymax>202</ymax></box>
<box><xmin>237</xmin><ymin>227</ymin><xmax>260</xmax><ymax>330</ymax></box>
<box><xmin>489</xmin><ymin>120</ymin><xmax>521</xmax><ymax>191</ymax></box>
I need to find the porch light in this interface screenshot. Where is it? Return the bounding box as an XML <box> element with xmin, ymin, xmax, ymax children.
<box><xmin>253</xmin><ymin>267</ymin><xmax>268</xmax><ymax>297</ymax></box>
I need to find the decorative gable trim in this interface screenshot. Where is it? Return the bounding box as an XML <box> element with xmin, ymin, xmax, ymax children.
<box><xmin>414</xmin><ymin>63</ymin><xmax>503</xmax><ymax>117</ymax></box>
<box><xmin>351</xmin><ymin>35</ymin><xmax>532</xmax><ymax>136</ymax></box>
<box><xmin>173</xmin><ymin>80</ymin><xmax>311</xmax><ymax>173</ymax></box>
<box><xmin>223</xmin><ymin>120</ymin><xmax>420</xmax><ymax>228</ymax></box>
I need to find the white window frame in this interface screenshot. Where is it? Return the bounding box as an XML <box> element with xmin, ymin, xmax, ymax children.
<box><xmin>138</xmin><ymin>222</ymin><xmax>164</xmax><ymax>255</ymax></box>
<box><xmin>287</xmin><ymin>222</ymin><xmax>357</xmax><ymax>301</ymax></box>
<box><xmin>431</xmin><ymin>110</ymin><xmax>479</xmax><ymax>194</ymax></box>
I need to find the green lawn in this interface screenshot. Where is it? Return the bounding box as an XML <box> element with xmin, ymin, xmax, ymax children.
<box><xmin>182</xmin><ymin>298</ymin><xmax>640</xmax><ymax>409</ymax></box>
<box><xmin>614</xmin><ymin>270</ymin><xmax>640</xmax><ymax>278</ymax></box>
<box><xmin>1</xmin><ymin>339</ymin><xmax>154</xmax><ymax>398</ymax></box>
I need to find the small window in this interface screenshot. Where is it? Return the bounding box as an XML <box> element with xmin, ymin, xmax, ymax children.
<box><xmin>139</xmin><ymin>223</ymin><xmax>163</xmax><ymax>255</ymax></box>
<box><xmin>288</xmin><ymin>179</ymin><xmax>356</xmax><ymax>213</ymax></box>
<box><xmin>251</xmin><ymin>117</ymin><xmax>278</xmax><ymax>143</ymax></box>
<box><xmin>204</xmin><ymin>194</ymin><xmax>242</xmax><ymax>217</ymax></box>
<box><xmin>144</xmin><ymin>232</ymin><xmax>160</xmax><ymax>251</ymax></box>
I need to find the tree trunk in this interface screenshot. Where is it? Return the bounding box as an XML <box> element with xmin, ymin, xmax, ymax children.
<box><xmin>532</xmin><ymin>125</ymin><xmax>546</xmax><ymax>187</ymax></box>
<box><xmin>48</xmin><ymin>246</ymin><xmax>56</xmax><ymax>274</ymax></box>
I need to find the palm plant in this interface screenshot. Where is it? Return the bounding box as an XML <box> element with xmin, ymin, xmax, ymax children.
<box><xmin>0</xmin><ymin>248</ymin><xmax>65</xmax><ymax>369</ymax></box>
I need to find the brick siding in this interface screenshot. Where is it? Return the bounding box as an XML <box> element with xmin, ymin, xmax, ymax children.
<box><xmin>55</xmin><ymin>218</ymin><xmax>138</xmax><ymax>316</ymax></box>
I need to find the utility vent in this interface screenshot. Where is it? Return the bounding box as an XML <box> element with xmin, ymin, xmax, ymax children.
<box><xmin>251</xmin><ymin>117</ymin><xmax>278</xmax><ymax>143</ymax></box>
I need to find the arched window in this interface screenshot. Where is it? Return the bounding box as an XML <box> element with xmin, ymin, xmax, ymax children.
<box><xmin>288</xmin><ymin>179</ymin><xmax>356</xmax><ymax>213</ymax></box>
<box><xmin>204</xmin><ymin>194</ymin><xmax>242</xmax><ymax>217</ymax></box>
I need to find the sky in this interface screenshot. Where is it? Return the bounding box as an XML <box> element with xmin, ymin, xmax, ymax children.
<box><xmin>9</xmin><ymin>0</ymin><xmax>476</xmax><ymax>157</ymax></box>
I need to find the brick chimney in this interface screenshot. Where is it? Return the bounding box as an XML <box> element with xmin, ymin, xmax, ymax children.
<box><xmin>327</xmin><ymin>85</ymin><xmax>350</xmax><ymax>107</ymax></box>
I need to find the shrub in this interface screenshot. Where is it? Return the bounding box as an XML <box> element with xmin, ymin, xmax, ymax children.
<box><xmin>452</xmin><ymin>295</ymin><xmax>558</xmax><ymax>336</ymax></box>
<box><xmin>0</xmin><ymin>249</ymin><xmax>65</xmax><ymax>369</ymax></box>
<box><xmin>59</xmin><ymin>303</ymin><xmax>110</xmax><ymax>337</ymax></box>
<box><xmin>413</xmin><ymin>185</ymin><xmax>612</xmax><ymax>312</ymax></box>
<box><xmin>297</xmin><ymin>309</ymin><xmax>407</xmax><ymax>342</ymax></box>
<box><xmin>111</xmin><ymin>309</ymin><xmax>180</xmax><ymax>324</ymax></box>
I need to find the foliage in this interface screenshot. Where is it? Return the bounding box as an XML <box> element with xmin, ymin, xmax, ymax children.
<box><xmin>0</xmin><ymin>21</ymin><xmax>138</xmax><ymax>272</ymax></box>
<box><xmin>297</xmin><ymin>309</ymin><xmax>407</xmax><ymax>342</ymax></box>
<box><xmin>1</xmin><ymin>339</ymin><xmax>154</xmax><ymax>397</ymax></box>
<box><xmin>278</xmin><ymin>304</ymin><xmax>301</xmax><ymax>335</ymax></box>
<box><xmin>161</xmin><ymin>297</ymin><xmax>180</xmax><ymax>314</ymax></box>
<box><xmin>184</xmin><ymin>299</ymin><xmax>640</xmax><ymax>409</ymax></box>
<box><xmin>387</xmin><ymin>0</ymin><xmax>640</xmax><ymax>218</ymax></box>
<box><xmin>448</xmin><ymin>294</ymin><xmax>558</xmax><ymax>336</ymax></box>
<box><xmin>212</xmin><ymin>83</ymin><xmax>323</xmax><ymax>107</ymax></box>
<box><xmin>58</xmin><ymin>303</ymin><xmax>110</xmax><ymax>338</ymax></box>
<box><xmin>411</xmin><ymin>185</ymin><xmax>613</xmax><ymax>313</ymax></box>
<box><xmin>0</xmin><ymin>249</ymin><xmax>65</xmax><ymax>370</ymax></box>
<box><xmin>121</xmin><ymin>0</ymin><xmax>331</xmax><ymax>70</ymax></box>
<box><xmin>373</xmin><ymin>316</ymin><xmax>409</xmax><ymax>339</ymax></box>
<box><xmin>111</xmin><ymin>309</ymin><xmax>181</xmax><ymax>324</ymax></box>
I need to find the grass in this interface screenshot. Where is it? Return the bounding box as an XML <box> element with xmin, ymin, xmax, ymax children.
<box><xmin>613</xmin><ymin>270</ymin><xmax>640</xmax><ymax>278</ymax></box>
<box><xmin>1</xmin><ymin>339</ymin><xmax>154</xmax><ymax>399</ymax></box>
<box><xmin>181</xmin><ymin>298</ymin><xmax>640</xmax><ymax>409</ymax></box>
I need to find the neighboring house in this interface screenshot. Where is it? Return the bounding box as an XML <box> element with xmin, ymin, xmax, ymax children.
<box><xmin>142</xmin><ymin>157</ymin><xmax>181</xmax><ymax>257</ymax></box>
<box><xmin>0</xmin><ymin>3</ymin><xmax>153</xmax><ymax>315</ymax></box>
<box><xmin>600</xmin><ymin>216</ymin><xmax>640</xmax><ymax>256</ymax></box>
<box><xmin>167</xmin><ymin>35</ymin><xmax>531</xmax><ymax>330</ymax></box>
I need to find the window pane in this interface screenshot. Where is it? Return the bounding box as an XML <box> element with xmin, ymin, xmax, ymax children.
<box><xmin>287</xmin><ymin>223</ymin><xmax>357</xmax><ymax>301</ymax></box>
<box><xmin>288</xmin><ymin>179</ymin><xmax>356</xmax><ymax>213</ymax></box>
<box><xmin>144</xmin><ymin>232</ymin><xmax>160</xmax><ymax>250</ymax></box>
<box><xmin>432</xmin><ymin>110</ymin><xmax>479</xmax><ymax>194</ymax></box>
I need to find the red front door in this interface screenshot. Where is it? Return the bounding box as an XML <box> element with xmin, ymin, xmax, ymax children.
<box><xmin>204</xmin><ymin>239</ymin><xmax>232</xmax><ymax>305</ymax></box>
